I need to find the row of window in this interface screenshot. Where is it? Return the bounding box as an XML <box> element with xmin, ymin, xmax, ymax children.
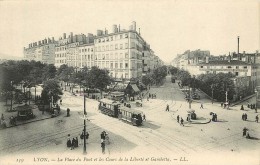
<box><xmin>95</xmin><ymin>43</ymin><xmax>129</xmax><ymax>52</ymax></box>
<box><xmin>79</xmin><ymin>48</ymin><xmax>94</xmax><ymax>53</ymax></box>
<box><xmin>95</xmin><ymin>34</ymin><xmax>128</xmax><ymax>44</ymax></box>
<box><xmin>200</xmin><ymin>65</ymin><xmax>248</xmax><ymax>69</ymax></box>
<box><xmin>95</xmin><ymin>62</ymin><xmax>129</xmax><ymax>69</ymax></box>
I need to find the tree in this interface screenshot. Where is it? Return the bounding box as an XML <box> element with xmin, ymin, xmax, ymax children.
<box><xmin>142</xmin><ymin>73</ymin><xmax>153</xmax><ymax>86</ymax></box>
<box><xmin>176</xmin><ymin>69</ymin><xmax>191</xmax><ymax>86</ymax></box>
<box><xmin>169</xmin><ymin>66</ymin><xmax>178</xmax><ymax>75</ymax></box>
<box><xmin>41</xmin><ymin>79</ymin><xmax>63</xmax><ymax>105</ymax></box>
<box><xmin>152</xmin><ymin>65</ymin><xmax>168</xmax><ymax>85</ymax></box>
<box><xmin>42</xmin><ymin>64</ymin><xmax>57</xmax><ymax>80</ymax></box>
<box><xmin>88</xmin><ymin>66</ymin><xmax>112</xmax><ymax>97</ymax></box>
<box><xmin>197</xmin><ymin>73</ymin><xmax>235</xmax><ymax>102</ymax></box>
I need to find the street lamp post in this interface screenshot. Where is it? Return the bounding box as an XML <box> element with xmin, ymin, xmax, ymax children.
<box><xmin>28</xmin><ymin>86</ymin><xmax>31</xmax><ymax>105</ymax></box>
<box><xmin>10</xmin><ymin>81</ymin><xmax>13</xmax><ymax>111</ymax></box>
<box><xmin>35</xmin><ymin>86</ymin><xmax>37</xmax><ymax>102</ymax></box>
<box><xmin>49</xmin><ymin>91</ymin><xmax>54</xmax><ymax>114</ymax></box>
<box><xmin>255</xmin><ymin>88</ymin><xmax>258</xmax><ymax>113</ymax></box>
<box><xmin>225</xmin><ymin>91</ymin><xmax>228</xmax><ymax>103</ymax></box>
<box><xmin>188</xmin><ymin>85</ymin><xmax>191</xmax><ymax>109</ymax></box>
<box><xmin>83</xmin><ymin>94</ymin><xmax>87</xmax><ymax>154</ymax></box>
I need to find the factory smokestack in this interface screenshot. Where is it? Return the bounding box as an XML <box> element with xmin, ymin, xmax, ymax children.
<box><xmin>238</xmin><ymin>36</ymin><xmax>240</xmax><ymax>60</ymax></box>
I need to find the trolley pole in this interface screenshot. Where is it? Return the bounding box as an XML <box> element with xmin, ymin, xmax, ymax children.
<box><xmin>225</xmin><ymin>91</ymin><xmax>228</xmax><ymax>103</ymax></box>
<box><xmin>189</xmin><ymin>85</ymin><xmax>191</xmax><ymax>109</ymax></box>
<box><xmin>35</xmin><ymin>86</ymin><xmax>37</xmax><ymax>102</ymax></box>
<box><xmin>255</xmin><ymin>88</ymin><xmax>258</xmax><ymax>113</ymax></box>
<box><xmin>83</xmin><ymin>94</ymin><xmax>87</xmax><ymax>154</ymax></box>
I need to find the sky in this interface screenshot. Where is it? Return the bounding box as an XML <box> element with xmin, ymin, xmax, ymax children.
<box><xmin>0</xmin><ymin>0</ymin><xmax>259</xmax><ymax>62</ymax></box>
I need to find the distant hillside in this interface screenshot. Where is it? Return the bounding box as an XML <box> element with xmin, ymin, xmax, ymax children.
<box><xmin>0</xmin><ymin>53</ymin><xmax>24</xmax><ymax>60</ymax></box>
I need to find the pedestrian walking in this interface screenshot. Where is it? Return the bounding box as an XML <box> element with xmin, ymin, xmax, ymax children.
<box><xmin>67</xmin><ymin>108</ymin><xmax>70</xmax><ymax>117</ymax></box>
<box><xmin>86</xmin><ymin>131</ymin><xmax>89</xmax><ymax>144</ymax></box>
<box><xmin>212</xmin><ymin>113</ymin><xmax>215</xmax><ymax>122</ymax></box>
<box><xmin>75</xmin><ymin>137</ymin><xmax>79</xmax><ymax>148</ymax></box>
<box><xmin>101</xmin><ymin>141</ymin><xmax>105</xmax><ymax>154</ymax></box>
<box><xmin>180</xmin><ymin>117</ymin><xmax>184</xmax><ymax>126</ymax></box>
<box><xmin>242</xmin><ymin>113</ymin><xmax>245</xmax><ymax>121</ymax></box>
<box><xmin>247</xmin><ymin>102</ymin><xmax>250</xmax><ymax>108</ymax></box>
<box><xmin>67</xmin><ymin>134</ymin><xmax>72</xmax><ymax>148</ymax></box>
<box><xmin>200</xmin><ymin>103</ymin><xmax>204</xmax><ymax>109</ymax></box>
<box><xmin>240</xmin><ymin>105</ymin><xmax>244</xmax><ymax>110</ymax></box>
<box><xmin>221</xmin><ymin>102</ymin><xmax>223</xmax><ymax>107</ymax></box>
<box><xmin>243</xmin><ymin>127</ymin><xmax>247</xmax><ymax>136</ymax></box>
<box><xmin>215</xmin><ymin>113</ymin><xmax>217</xmax><ymax>122</ymax></box>
<box><xmin>79</xmin><ymin>133</ymin><xmax>83</xmax><ymax>145</ymax></box>
<box><xmin>143</xmin><ymin>114</ymin><xmax>146</xmax><ymax>121</ymax></box>
<box><xmin>71</xmin><ymin>138</ymin><xmax>76</xmax><ymax>150</ymax></box>
<box><xmin>177</xmin><ymin>115</ymin><xmax>180</xmax><ymax>123</ymax></box>
<box><xmin>166</xmin><ymin>104</ymin><xmax>169</xmax><ymax>111</ymax></box>
<box><xmin>60</xmin><ymin>99</ymin><xmax>62</xmax><ymax>105</ymax></box>
<box><xmin>246</xmin><ymin>130</ymin><xmax>250</xmax><ymax>139</ymax></box>
<box><xmin>255</xmin><ymin>115</ymin><xmax>259</xmax><ymax>123</ymax></box>
<box><xmin>101</xmin><ymin>131</ymin><xmax>106</xmax><ymax>141</ymax></box>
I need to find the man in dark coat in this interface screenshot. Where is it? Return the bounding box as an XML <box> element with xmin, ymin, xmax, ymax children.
<box><xmin>101</xmin><ymin>141</ymin><xmax>105</xmax><ymax>154</ymax></box>
<box><xmin>67</xmin><ymin>134</ymin><xmax>72</xmax><ymax>148</ymax></box>
<box><xmin>67</xmin><ymin>108</ymin><xmax>70</xmax><ymax>117</ymax></box>
<box><xmin>71</xmin><ymin>138</ymin><xmax>76</xmax><ymax>150</ymax></box>
<box><xmin>75</xmin><ymin>137</ymin><xmax>78</xmax><ymax>148</ymax></box>
<box><xmin>243</xmin><ymin>127</ymin><xmax>247</xmax><ymax>136</ymax></box>
<box><xmin>180</xmin><ymin>118</ymin><xmax>184</xmax><ymax>126</ymax></box>
<box><xmin>166</xmin><ymin>104</ymin><xmax>169</xmax><ymax>111</ymax></box>
<box><xmin>177</xmin><ymin>115</ymin><xmax>179</xmax><ymax>123</ymax></box>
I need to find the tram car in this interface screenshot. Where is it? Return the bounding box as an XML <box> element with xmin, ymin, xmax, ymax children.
<box><xmin>119</xmin><ymin>107</ymin><xmax>143</xmax><ymax>126</ymax></box>
<box><xmin>98</xmin><ymin>98</ymin><xmax>121</xmax><ymax>117</ymax></box>
<box><xmin>98</xmin><ymin>99</ymin><xmax>143</xmax><ymax>126</ymax></box>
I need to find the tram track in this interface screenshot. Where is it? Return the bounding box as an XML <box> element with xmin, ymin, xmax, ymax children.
<box><xmin>0</xmin><ymin>115</ymin><xmax>120</xmax><ymax>155</ymax></box>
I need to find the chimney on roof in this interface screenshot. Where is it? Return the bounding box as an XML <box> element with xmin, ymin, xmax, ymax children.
<box><xmin>70</xmin><ymin>32</ymin><xmax>73</xmax><ymax>42</ymax></box>
<box><xmin>132</xmin><ymin>21</ymin><xmax>136</xmax><ymax>31</ymax></box>
<box><xmin>254</xmin><ymin>51</ymin><xmax>257</xmax><ymax>63</ymax></box>
<box><xmin>206</xmin><ymin>56</ymin><xmax>209</xmax><ymax>64</ymax></box>
<box><xmin>228</xmin><ymin>55</ymin><xmax>231</xmax><ymax>63</ymax></box>
<box><xmin>113</xmin><ymin>25</ymin><xmax>117</xmax><ymax>33</ymax></box>
<box><xmin>118</xmin><ymin>24</ymin><xmax>120</xmax><ymax>32</ymax></box>
<box><xmin>63</xmin><ymin>33</ymin><xmax>66</xmax><ymax>39</ymax></box>
<box><xmin>237</xmin><ymin>36</ymin><xmax>240</xmax><ymax>60</ymax></box>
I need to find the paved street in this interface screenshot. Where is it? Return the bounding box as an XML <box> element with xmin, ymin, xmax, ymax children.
<box><xmin>0</xmin><ymin>76</ymin><xmax>259</xmax><ymax>164</ymax></box>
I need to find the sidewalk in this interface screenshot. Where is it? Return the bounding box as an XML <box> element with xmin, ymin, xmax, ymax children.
<box><xmin>230</xmin><ymin>94</ymin><xmax>256</xmax><ymax>107</ymax></box>
<box><xmin>0</xmin><ymin>102</ymin><xmax>53</xmax><ymax>129</ymax></box>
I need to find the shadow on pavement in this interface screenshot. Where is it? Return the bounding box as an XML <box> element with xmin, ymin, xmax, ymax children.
<box><xmin>248</xmin><ymin>137</ymin><xmax>259</xmax><ymax>140</ymax></box>
<box><xmin>141</xmin><ymin>121</ymin><xmax>161</xmax><ymax>130</ymax></box>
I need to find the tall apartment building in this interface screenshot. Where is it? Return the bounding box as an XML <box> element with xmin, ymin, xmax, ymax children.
<box><xmin>55</xmin><ymin>33</ymin><xmax>94</xmax><ymax>68</ymax></box>
<box><xmin>24</xmin><ymin>37</ymin><xmax>56</xmax><ymax>64</ymax></box>
<box><xmin>93</xmin><ymin>22</ymin><xmax>144</xmax><ymax>79</ymax></box>
<box><xmin>24</xmin><ymin>21</ymin><xmax>163</xmax><ymax>80</ymax></box>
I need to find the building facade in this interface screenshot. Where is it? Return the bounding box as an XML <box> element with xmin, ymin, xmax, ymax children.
<box><xmin>24</xmin><ymin>21</ymin><xmax>163</xmax><ymax>80</ymax></box>
<box><xmin>24</xmin><ymin>37</ymin><xmax>56</xmax><ymax>64</ymax></box>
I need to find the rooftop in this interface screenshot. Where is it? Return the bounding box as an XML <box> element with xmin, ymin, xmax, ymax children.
<box><xmin>198</xmin><ymin>60</ymin><xmax>251</xmax><ymax>66</ymax></box>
